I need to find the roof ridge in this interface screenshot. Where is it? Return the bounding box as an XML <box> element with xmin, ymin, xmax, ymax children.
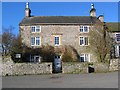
<box><xmin>30</xmin><ymin>16</ymin><xmax>92</xmax><ymax>18</ymax></box>
<box><xmin>20</xmin><ymin>16</ymin><xmax>99</xmax><ymax>26</ymax></box>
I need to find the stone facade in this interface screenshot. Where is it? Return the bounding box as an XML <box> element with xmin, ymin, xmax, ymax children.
<box><xmin>19</xmin><ymin>3</ymin><xmax>102</xmax><ymax>63</ymax></box>
<box><xmin>20</xmin><ymin>25</ymin><xmax>98</xmax><ymax>62</ymax></box>
<box><xmin>19</xmin><ymin>3</ymin><xmax>110</xmax><ymax>64</ymax></box>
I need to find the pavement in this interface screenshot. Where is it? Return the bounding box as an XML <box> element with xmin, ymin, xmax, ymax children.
<box><xmin>2</xmin><ymin>71</ymin><xmax>118</xmax><ymax>88</ymax></box>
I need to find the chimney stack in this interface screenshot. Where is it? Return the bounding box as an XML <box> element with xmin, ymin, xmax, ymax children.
<box><xmin>98</xmin><ymin>15</ymin><xmax>104</xmax><ymax>22</ymax></box>
<box><xmin>90</xmin><ymin>3</ymin><xmax>96</xmax><ymax>17</ymax></box>
<box><xmin>25</xmin><ymin>2</ymin><xmax>31</xmax><ymax>17</ymax></box>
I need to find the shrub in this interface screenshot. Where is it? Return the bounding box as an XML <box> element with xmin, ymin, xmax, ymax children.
<box><xmin>11</xmin><ymin>44</ymin><xmax>80</xmax><ymax>63</ymax></box>
<box><xmin>62</xmin><ymin>46</ymin><xmax>79</xmax><ymax>62</ymax></box>
<box><xmin>40</xmin><ymin>45</ymin><xmax>55</xmax><ymax>62</ymax></box>
<box><xmin>14</xmin><ymin>45</ymin><xmax>55</xmax><ymax>62</ymax></box>
<box><xmin>62</xmin><ymin>51</ymin><xmax>73</xmax><ymax>62</ymax></box>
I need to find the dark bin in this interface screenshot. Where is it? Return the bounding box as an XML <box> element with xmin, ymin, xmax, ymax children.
<box><xmin>88</xmin><ymin>66</ymin><xmax>95</xmax><ymax>73</ymax></box>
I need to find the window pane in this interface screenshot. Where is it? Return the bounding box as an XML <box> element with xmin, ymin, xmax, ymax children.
<box><xmin>80</xmin><ymin>54</ymin><xmax>84</xmax><ymax>62</ymax></box>
<box><xmin>119</xmin><ymin>46</ymin><xmax>120</xmax><ymax>57</ymax></box>
<box><xmin>115</xmin><ymin>45</ymin><xmax>120</xmax><ymax>57</ymax></box>
<box><xmin>31</xmin><ymin>26</ymin><xmax>35</xmax><ymax>32</ymax></box>
<box><xmin>55</xmin><ymin>37</ymin><xmax>59</xmax><ymax>45</ymax></box>
<box><xmin>58</xmin><ymin>56</ymin><xmax>60</xmax><ymax>58</ymax></box>
<box><xmin>116</xmin><ymin>34</ymin><xmax>120</xmax><ymax>41</ymax></box>
<box><xmin>30</xmin><ymin>55</ymin><xmax>34</xmax><ymax>62</ymax></box>
<box><xmin>80</xmin><ymin>26</ymin><xmax>83</xmax><ymax>32</ymax></box>
<box><xmin>80</xmin><ymin>37</ymin><xmax>84</xmax><ymax>45</ymax></box>
<box><xmin>36</xmin><ymin>26</ymin><xmax>40</xmax><ymax>32</ymax></box>
<box><xmin>36</xmin><ymin>29</ymin><xmax>40</xmax><ymax>32</ymax></box>
<box><xmin>84</xmin><ymin>26</ymin><xmax>88</xmax><ymax>32</ymax></box>
<box><xmin>85</xmin><ymin>54</ymin><xmax>88</xmax><ymax>61</ymax></box>
<box><xmin>36</xmin><ymin>37</ymin><xmax>40</xmax><ymax>45</ymax></box>
<box><xmin>55</xmin><ymin>56</ymin><xmax>57</xmax><ymax>58</ymax></box>
<box><xmin>80</xmin><ymin>57</ymin><xmax>84</xmax><ymax>62</ymax></box>
<box><xmin>80</xmin><ymin>54</ymin><xmax>89</xmax><ymax>62</ymax></box>
<box><xmin>84</xmin><ymin>37</ymin><xmax>88</xmax><ymax>45</ymax></box>
<box><xmin>31</xmin><ymin>37</ymin><xmax>35</xmax><ymax>45</ymax></box>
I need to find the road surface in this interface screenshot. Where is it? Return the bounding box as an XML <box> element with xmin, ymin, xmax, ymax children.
<box><xmin>2</xmin><ymin>72</ymin><xmax>118</xmax><ymax>88</ymax></box>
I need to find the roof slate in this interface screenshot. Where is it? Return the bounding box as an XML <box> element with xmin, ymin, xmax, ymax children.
<box><xmin>19</xmin><ymin>16</ymin><xmax>100</xmax><ymax>25</ymax></box>
<box><xmin>106</xmin><ymin>22</ymin><xmax>119</xmax><ymax>32</ymax></box>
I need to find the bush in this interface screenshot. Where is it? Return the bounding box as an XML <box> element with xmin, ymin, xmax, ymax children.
<box><xmin>11</xmin><ymin>43</ymin><xmax>80</xmax><ymax>63</ymax></box>
<box><xmin>62</xmin><ymin>51</ymin><xmax>73</xmax><ymax>62</ymax></box>
<box><xmin>40</xmin><ymin>45</ymin><xmax>55</xmax><ymax>62</ymax></box>
<box><xmin>62</xmin><ymin>46</ymin><xmax>79</xmax><ymax>62</ymax></box>
<box><xmin>11</xmin><ymin>45</ymin><xmax>55</xmax><ymax>63</ymax></box>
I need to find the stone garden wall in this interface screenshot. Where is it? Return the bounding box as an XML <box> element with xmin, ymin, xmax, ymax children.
<box><xmin>109</xmin><ymin>59</ymin><xmax>119</xmax><ymax>71</ymax></box>
<box><xmin>62</xmin><ymin>59</ymin><xmax>119</xmax><ymax>74</ymax></box>
<box><xmin>1</xmin><ymin>57</ymin><xmax>52</xmax><ymax>76</ymax></box>
<box><xmin>90</xmin><ymin>59</ymin><xmax>119</xmax><ymax>73</ymax></box>
<box><xmin>93</xmin><ymin>63</ymin><xmax>109</xmax><ymax>73</ymax></box>
<box><xmin>62</xmin><ymin>62</ymin><xmax>88</xmax><ymax>74</ymax></box>
<box><xmin>1</xmin><ymin>57</ymin><xmax>119</xmax><ymax>76</ymax></box>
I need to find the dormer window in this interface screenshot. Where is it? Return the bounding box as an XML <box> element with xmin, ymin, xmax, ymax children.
<box><xmin>80</xmin><ymin>26</ymin><xmax>89</xmax><ymax>33</ymax></box>
<box><xmin>31</xmin><ymin>26</ymin><xmax>41</xmax><ymax>33</ymax></box>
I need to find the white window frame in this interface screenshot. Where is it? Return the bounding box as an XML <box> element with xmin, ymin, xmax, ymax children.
<box><xmin>80</xmin><ymin>54</ymin><xmax>90</xmax><ymax>62</ymax></box>
<box><xmin>30</xmin><ymin>55</ymin><xmax>41</xmax><ymax>63</ymax></box>
<box><xmin>31</xmin><ymin>37</ymin><xmax>35</xmax><ymax>46</ymax></box>
<box><xmin>80</xmin><ymin>25</ymin><xmax>89</xmax><ymax>33</ymax></box>
<box><xmin>31</xmin><ymin>26</ymin><xmax>41</xmax><ymax>33</ymax></box>
<box><xmin>54</xmin><ymin>36</ymin><xmax>60</xmax><ymax>46</ymax></box>
<box><xmin>36</xmin><ymin>37</ymin><xmax>40</xmax><ymax>46</ymax></box>
<box><xmin>115</xmin><ymin>45</ymin><xmax>120</xmax><ymax>57</ymax></box>
<box><xmin>31</xmin><ymin>37</ymin><xmax>41</xmax><ymax>46</ymax></box>
<box><xmin>79</xmin><ymin>36</ymin><xmax>89</xmax><ymax>46</ymax></box>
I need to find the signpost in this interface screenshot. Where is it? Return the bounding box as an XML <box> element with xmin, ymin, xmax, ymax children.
<box><xmin>15</xmin><ymin>54</ymin><xmax>21</xmax><ymax>62</ymax></box>
<box><xmin>15</xmin><ymin>54</ymin><xmax>21</xmax><ymax>59</ymax></box>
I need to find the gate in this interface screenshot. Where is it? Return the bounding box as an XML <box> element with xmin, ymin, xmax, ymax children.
<box><xmin>53</xmin><ymin>55</ymin><xmax>62</xmax><ymax>73</ymax></box>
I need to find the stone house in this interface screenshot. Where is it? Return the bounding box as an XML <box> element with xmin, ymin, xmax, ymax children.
<box><xmin>19</xmin><ymin>3</ymin><xmax>105</xmax><ymax>63</ymax></box>
<box><xmin>106</xmin><ymin>23</ymin><xmax>120</xmax><ymax>58</ymax></box>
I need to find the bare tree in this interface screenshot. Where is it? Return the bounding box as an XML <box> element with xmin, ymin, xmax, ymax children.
<box><xmin>89</xmin><ymin>22</ymin><xmax>112</xmax><ymax>63</ymax></box>
<box><xmin>2</xmin><ymin>26</ymin><xmax>15</xmax><ymax>55</ymax></box>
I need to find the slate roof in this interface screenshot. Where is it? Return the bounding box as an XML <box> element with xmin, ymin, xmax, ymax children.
<box><xmin>19</xmin><ymin>16</ymin><xmax>100</xmax><ymax>25</ymax></box>
<box><xmin>106</xmin><ymin>22</ymin><xmax>119</xmax><ymax>32</ymax></box>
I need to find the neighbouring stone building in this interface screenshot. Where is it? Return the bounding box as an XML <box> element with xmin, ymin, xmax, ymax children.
<box><xmin>19</xmin><ymin>3</ymin><xmax>107</xmax><ymax>63</ymax></box>
<box><xmin>106</xmin><ymin>23</ymin><xmax>120</xmax><ymax>58</ymax></box>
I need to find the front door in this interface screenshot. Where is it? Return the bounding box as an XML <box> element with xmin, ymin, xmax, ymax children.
<box><xmin>53</xmin><ymin>55</ymin><xmax>62</xmax><ymax>73</ymax></box>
